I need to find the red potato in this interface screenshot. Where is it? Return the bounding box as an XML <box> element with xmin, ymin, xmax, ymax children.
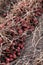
<box><xmin>6</xmin><ymin>58</ymin><xmax>10</xmax><ymax>63</ymax></box>
<box><xmin>21</xmin><ymin>35</ymin><xmax>26</xmax><ymax>40</ymax></box>
<box><xmin>13</xmin><ymin>51</ymin><xmax>16</xmax><ymax>54</ymax></box>
<box><xmin>17</xmin><ymin>52</ymin><xmax>20</xmax><ymax>56</ymax></box>
<box><xmin>6</xmin><ymin>49</ymin><xmax>10</xmax><ymax>52</ymax></box>
<box><xmin>9</xmin><ymin>57</ymin><xmax>13</xmax><ymax>61</ymax></box>
<box><xmin>33</xmin><ymin>17</ymin><xmax>38</xmax><ymax>25</ymax></box>
<box><xmin>22</xmin><ymin>47</ymin><xmax>24</xmax><ymax>50</ymax></box>
<box><xmin>18</xmin><ymin>43</ymin><xmax>21</xmax><ymax>47</ymax></box>
<box><xmin>20</xmin><ymin>44</ymin><xmax>24</xmax><ymax>49</ymax></box>
<box><xmin>9</xmin><ymin>54</ymin><xmax>13</xmax><ymax>58</ymax></box>
<box><xmin>10</xmin><ymin>57</ymin><xmax>13</xmax><ymax>61</ymax></box>
<box><xmin>17</xmin><ymin>47</ymin><xmax>20</xmax><ymax>50</ymax></box>
<box><xmin>34</xmin><ymin>13</ymin><xmax>39</xmax><ymax>17</ymax></box>
<box><xmin>3</xmin><ymin>13</ymin><xmax>7</xmax><ymax>17</ymax></box>
<box><xmin>0</xmin><ymin>24</ymin><xmax>4</xmax><ymax>29</ymax></box>
<box><xmin>16</xmin><ymin>47</ymin><xmax>20</xmax><ymax>52</ymax></box>
<box><xmin>29</xmin><ymin>26</ymin><xmax>35</xmax><ymax>31</ymax></box>
<box><xmin>37</xmin><ymin>9</ymin><xmax>43</xmax><ymax>13</ymax></box>
<box><xmin>18</xmin><ymin>29</ymin><xmax>23</xmax><ymax>35</ymax></box>
<box><xmin>0</xmin><ymin>62</ymin><xmax>5</xmax><ymax>65</ymax></box>
<box><xmin>36</xmin><ymin>12</ymin><xmax>41</xmax><ymax>16</ymax></box>
<box><xmin>13</xmin><ymin>54</ymin><xmax>17</xmax><ymax>59</ymax></box>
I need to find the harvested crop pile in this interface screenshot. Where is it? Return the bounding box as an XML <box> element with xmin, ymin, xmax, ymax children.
<box><xmin>0</xmin><ymin>0</ymin><xmax>43</xmax><ymax>65</ymax></box>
